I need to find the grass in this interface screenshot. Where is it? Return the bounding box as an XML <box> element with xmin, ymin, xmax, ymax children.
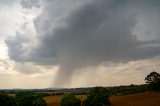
<box><xmin>7</xmin><ymin>94</ymin><xmax>16</xmax><ymax>97</ymax></box>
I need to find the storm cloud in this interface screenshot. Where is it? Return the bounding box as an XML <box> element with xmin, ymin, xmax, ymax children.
<box><xmin>6</xmin><ymin>0</ymin><xmax>160</xmax><ymax>87</ymax></box>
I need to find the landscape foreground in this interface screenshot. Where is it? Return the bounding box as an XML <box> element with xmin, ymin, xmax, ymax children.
<box><xmin>1</xmin><ymin>71</ymin><xmax>160</xmax><ymax>106</ymax></box>
<box><xmin>44</xmin><ymin>92</ymin><xmax>160</xmax><ymax>106</ymax></box>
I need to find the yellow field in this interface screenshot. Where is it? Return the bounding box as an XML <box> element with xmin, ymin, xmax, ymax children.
<box><xmin>7</xmin><ymin>94</ymin><xmax>16</xmax><ymax>97</ymax></box>
<box><xmin>44</xmin><ymin>92</ymin><xmax>160</xmax><ymax>106</ymax></box>
<box><xmin>43</xmin><ymin>95</ymin><xmax>62</xmax><ymax>106</ymax></box>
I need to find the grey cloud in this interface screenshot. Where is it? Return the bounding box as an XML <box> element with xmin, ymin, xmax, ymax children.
<box><xmin>20</xmin><ymin>0</ymin><xmax>40</xmax><ymax>9</ymax></box>
<box><xmin>5</xmin><ymin>32</ymin><xmax>30</xmax><ymax>62</ymax></box>
<box><xmin>14</xmin><ymin>63</ymin><xmax>42</xmax><ymax>74</ymax></box>
<box><xmin>6</xmin><ymin>0</ymin><xmax>160</xmax><ymax>87</ymax></box>
<box><xmin>0</xmin><ymin>0</ymin><xmax>16</xmax><ymax>6</ymax></box>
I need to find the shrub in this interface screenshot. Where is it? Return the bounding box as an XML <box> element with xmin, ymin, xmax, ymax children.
<box><xmin>16</xmin><ymin>92</ymin><xmax>47</xmax><ymax>106</ymax></box>
<box><xmin>33</xmin><ymin>98</ymin><xmax>47</xmax><ymax>106</ymax></box>
<box><xmin>84</xmin><ymin>87</ymin><xmax>110</xmax><ymax>106</ymax></box>
<box><xmin>60</xmin><ymin>94</ymin><xmax>81</xmax><ymax>106</ymax></box>
<box><xmin>0</xmin><ymin>93</ymin><xmax>16</xmax><ymax>106</ymax></box>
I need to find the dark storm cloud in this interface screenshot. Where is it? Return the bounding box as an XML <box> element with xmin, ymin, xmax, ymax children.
<box><xmin>5</xmin><ymin>32</ymin><xmax>30</xmax><ymax>62</ymax></box>
<box><xmin>6</xmin><ymin>0</ymin><xmax>160</xmax><ymax>86</ymax></box>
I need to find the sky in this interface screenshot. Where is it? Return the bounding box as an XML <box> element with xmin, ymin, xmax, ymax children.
<box><xmin>0</xmin><ymin>0</ymin><xmax>160</xmax><ymax>89</ymax></box>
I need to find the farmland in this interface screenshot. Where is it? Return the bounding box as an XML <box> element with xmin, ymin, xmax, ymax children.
<box><xmin>44</xmin><ymin>92</ymin><xmax>160</xmax><ymax>106</ymax></box>
<box><xmin>110</xmin><ymin>92</ymin><xmax>160</xmax><ymax>106</ymax></box>
<box><xmin>43</xmin><ymin>95</ymin><xmax>87</xmax><ymax>106</ymax></box>
<box><xmin>1</xmin><ymin>83</ymin><xmax>160</xmax><ymax>106</ymax></box>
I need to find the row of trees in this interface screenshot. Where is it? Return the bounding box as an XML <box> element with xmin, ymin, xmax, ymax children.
<box><xmin>16</xmin><ymin>92</ymin><xmax>47</xmax><ymax>106</ymax></box>
<box><xmin>0</xmin><ymin>92</ymin><xmax>47</xmax><ymax>106</ymax></box>
<box><xmin>0</xmin><ymin>87</ymin><xmax>111</xmax><ymax>106</ymax></box>
<box><xmin>61</xmin><ymin>87</ymin><xmax>110</xmax><ymax>106</ymax></box>
<box><xmin>0</xmin><ymin>93</ymin><xmax>16</xmax><ymax>106</ymax></box>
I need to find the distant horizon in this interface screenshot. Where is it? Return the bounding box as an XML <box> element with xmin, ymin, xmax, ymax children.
<box><xmin>0</xmin><ymin>83</ymin><xmax>146</xmax><ymax>90</ymax></box>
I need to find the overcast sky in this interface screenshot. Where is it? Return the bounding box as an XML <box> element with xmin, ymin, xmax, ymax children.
<box><xmin>0</xmin><ymin>0</ymin><xmax>160</xmax><ymax>89</ymax></box>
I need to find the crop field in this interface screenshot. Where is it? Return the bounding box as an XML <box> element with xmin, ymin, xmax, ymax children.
<box><xmin>43</xmin><ymin>95</ymin><xmax>62</xmax><ymax>106</ymax></box>
<box><xmin>44</xmin><ymin>92</ymin><xmax>160</xmax><ymax>106</ymax></box>
<box><xmin>110</xmin><ymin>92</ymin><xmax>160</xmax><ymax>106</ymax></box>
<box><xmin>43</xmin><ymin>95</ymin><xmax>87</xmax><ymax>106</ymax></box>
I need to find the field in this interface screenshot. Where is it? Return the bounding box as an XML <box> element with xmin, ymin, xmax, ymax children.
<box><xmin>44</xmin><ymin>92</ymin><xmax>160</xmax><ymax>106</ymax></box>
<box><xmin>43</xmin><ymin>95</ymin><xmax>86</xmax><ymax>106</ymax></box>
<box><xmin>43</xmin><ymin>95</ymin><xmax>62</xmax><ymax>106</ymax></box>
<box><xmin>110</xmin><ymin>92</ymin><xmax>160</xmax><ymax>106</ymax></box>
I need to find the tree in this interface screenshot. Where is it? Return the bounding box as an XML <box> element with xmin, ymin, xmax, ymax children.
<box><xmin>0</xmin><ymin>93</ymin><xmax>16</xmax><ymax>106</ymax></box>
<box><xmin>33</xmin><ymin>98</ymin><xmax>47</xmax><ymax>106</ymax></box>
<box><xmin>145</xmin><ymin>71</ymin><xmax>160</xmax><ymax>91</ymax></box>
<box><xmin>84</xmin><ymin>87</ymin><xmax>110</xmax><ymax>106</ymax></box>
<box><xmin>18</xmin><ymin>94</ymin><xmax>36</xmax><ymax>106</ymax></box>
<box><xmin>16</xmin><ymin>92</ymin><xmax>47</xmax><ymax>106</ymax></box>
<box><xmin>60</xmin><ymin>94</ymin><xmax>81</xmax><ymax>106</ymax></box>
